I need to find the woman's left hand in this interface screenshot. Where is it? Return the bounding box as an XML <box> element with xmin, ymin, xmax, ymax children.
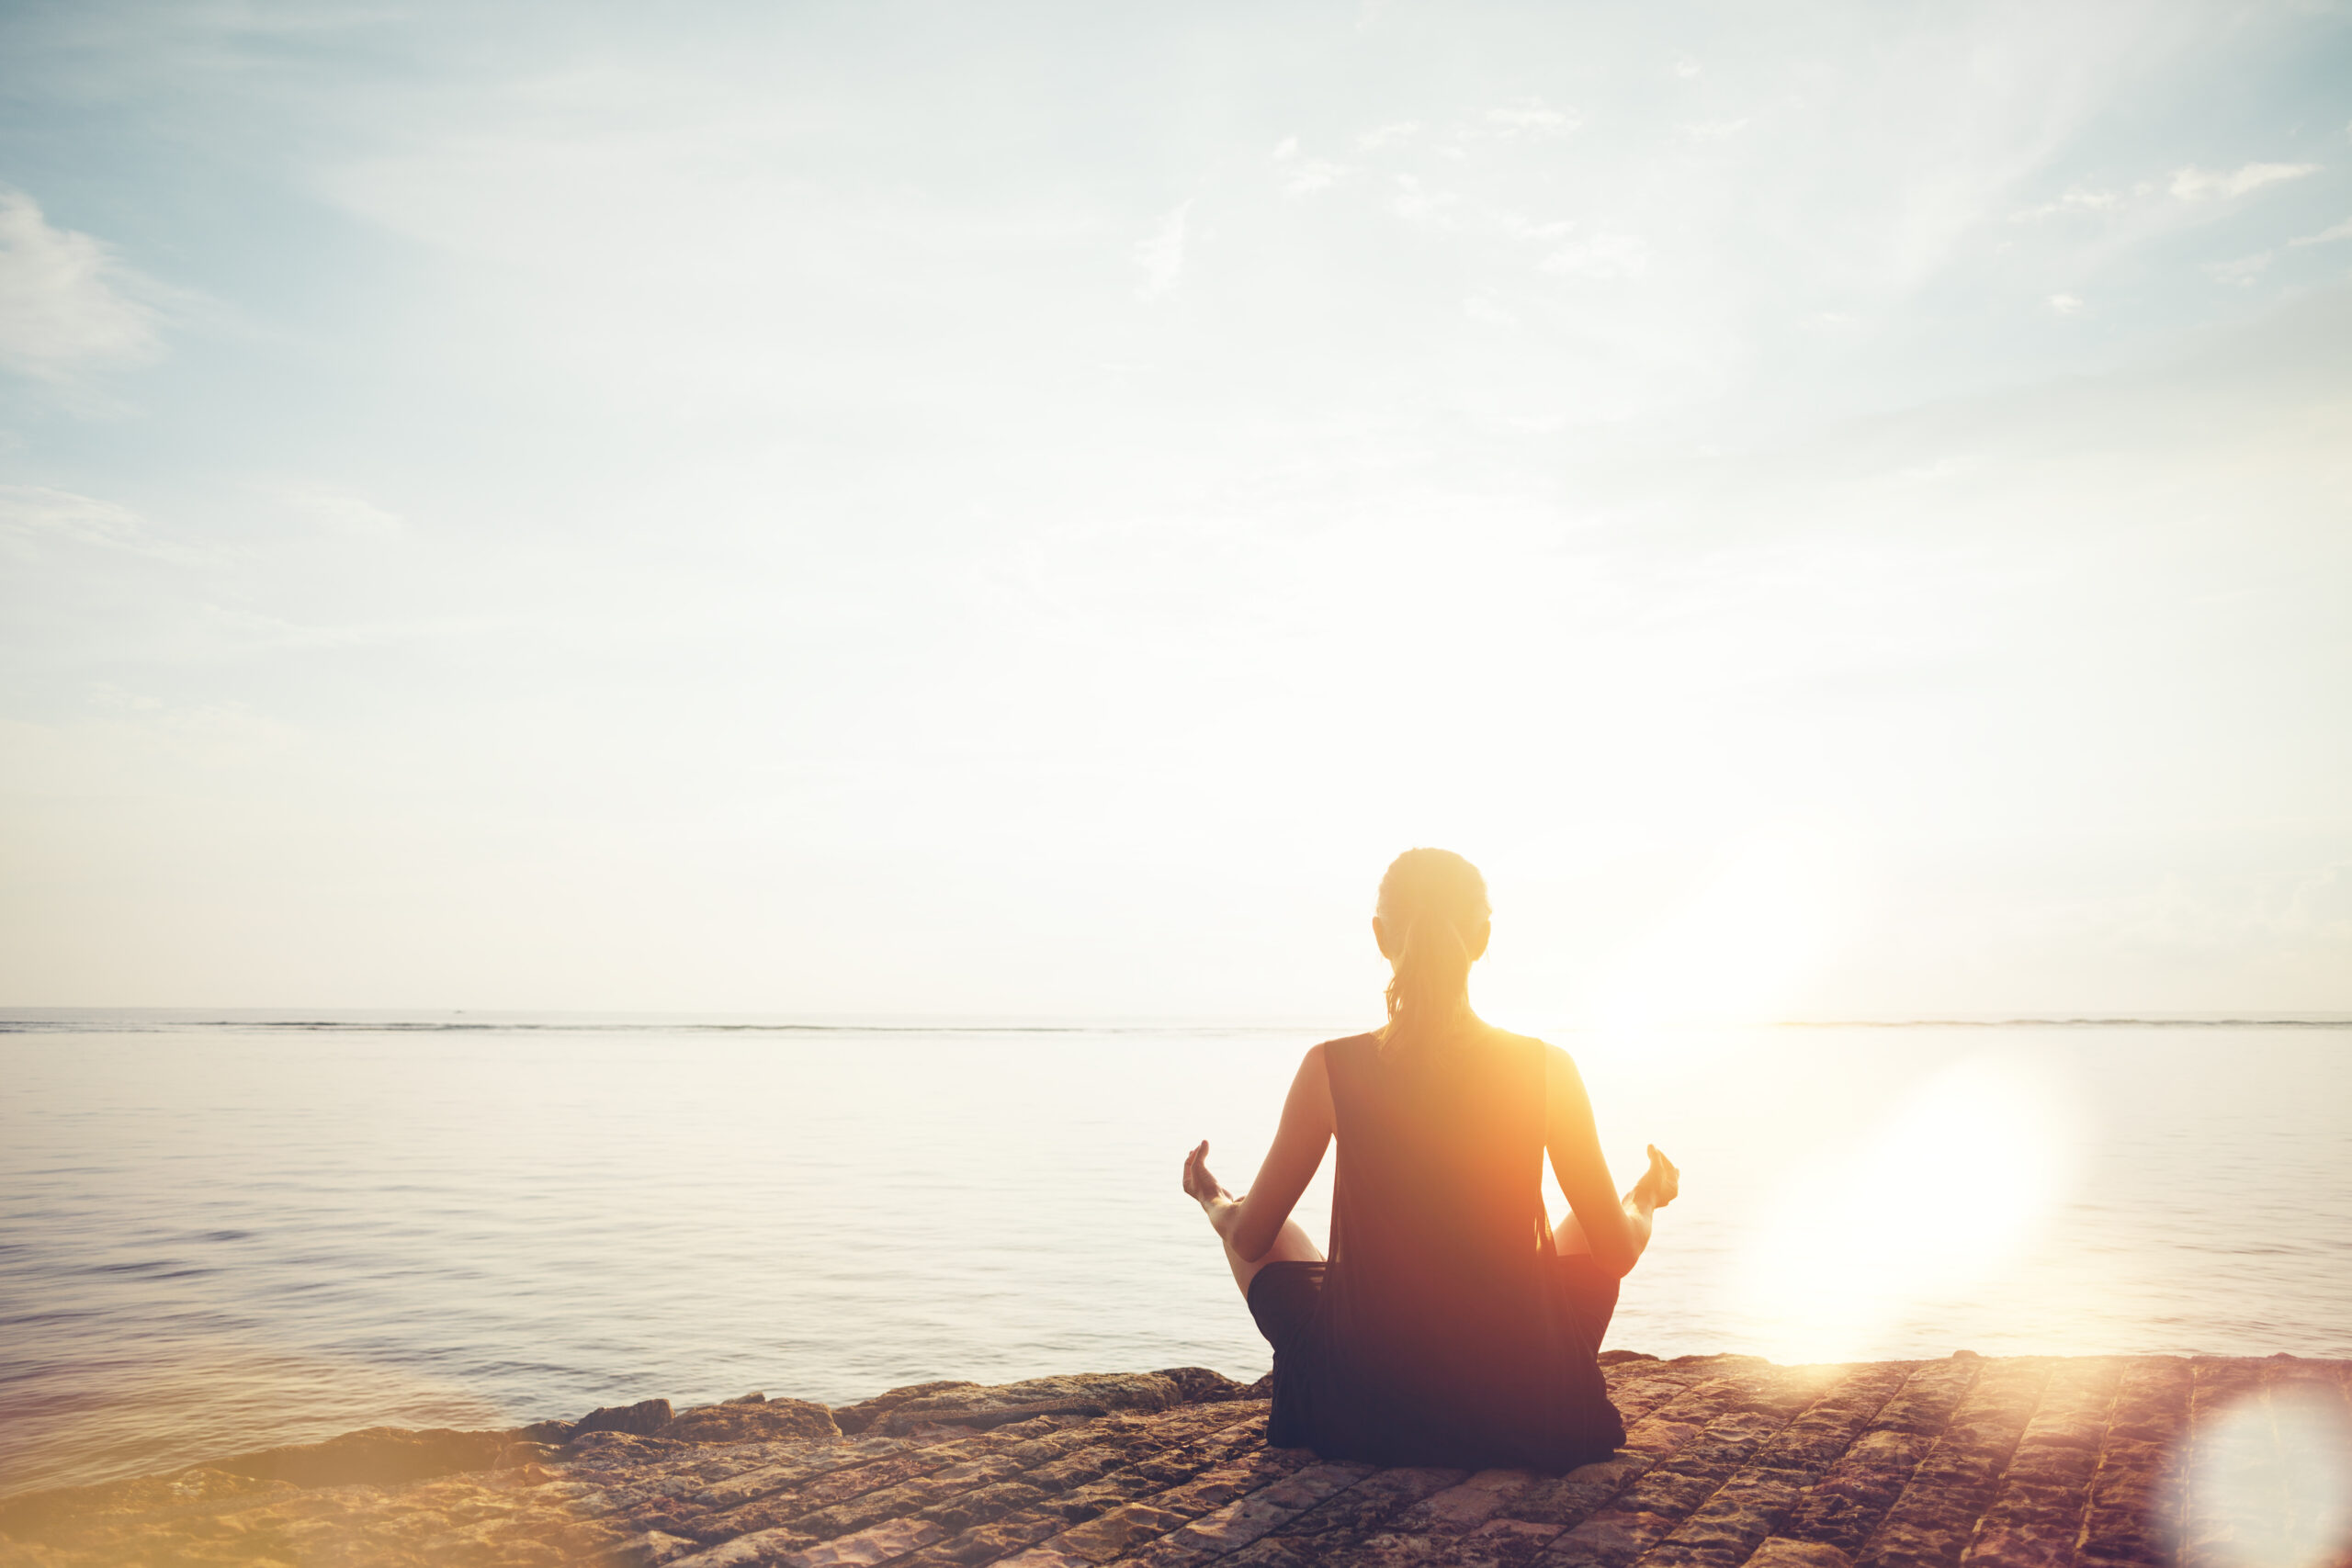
<box><xmin>1630</xmin><ymin>1145</ymin><xmax>1679</xmax><ymax>1211</ymax></box>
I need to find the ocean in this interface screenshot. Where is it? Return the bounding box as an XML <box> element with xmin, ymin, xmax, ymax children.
<box><xmin>3</xmin><ymin>1013</ymin><xmax>2347</xmax><ymax>1498</ymax></box>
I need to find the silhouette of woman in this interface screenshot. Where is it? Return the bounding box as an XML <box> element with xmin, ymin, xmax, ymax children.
<box><xmin>1182</xmin><ymin>847</ymin><xmax>1678</xmax><ymax>1471</ymax></box>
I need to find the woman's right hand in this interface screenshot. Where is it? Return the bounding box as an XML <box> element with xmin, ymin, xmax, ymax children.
<box><xmin>1182</xmin><ymin>1140</ymin><xmax>1234</xmax><ymax>1206</ymax></box>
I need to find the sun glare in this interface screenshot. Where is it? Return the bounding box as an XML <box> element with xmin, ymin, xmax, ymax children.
<box><xmin>1731</xmin><ymin>1054</ymin><xmax>2081</xmax><ymax>1363</ymax></box>
<box><xmin>1571</xmin><ymin>834</ymin><xmax>1858</xmax><ymax>1092</ymax></box>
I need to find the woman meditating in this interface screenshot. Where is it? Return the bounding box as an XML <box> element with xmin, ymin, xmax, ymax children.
<box><xmin>1182</xmin><ymin>847</ymin><xmax>1679</xmax><ymax>1472</ymax></box>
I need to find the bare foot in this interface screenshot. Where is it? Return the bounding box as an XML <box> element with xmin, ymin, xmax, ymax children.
<box><xmin>1632</xmin><ymin>1145</ymin><xmax>1680</xmax><ymax>1210</ymax></box>
<box><xmin>1182</xmin><ymin>1140</ymin><xmax>1233</xmax><ymax>1206</ymax></box>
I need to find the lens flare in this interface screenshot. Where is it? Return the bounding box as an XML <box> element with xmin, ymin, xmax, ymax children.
<box><xmin>1731</xmin><ymin>1053</ymin><xmax>2080</xmax><ymax>1362</ymax></box>
<box><xmin>2179</xmin><ymin>1387</ymin><xmax>2352</xmax><ymax>1568</ymax></box>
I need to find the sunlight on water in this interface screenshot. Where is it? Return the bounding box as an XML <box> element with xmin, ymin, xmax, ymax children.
<box><xmin>1731</xmin><ymin>1054</ymin><xmax>2080</xmax><ymax>1363</ymax></box>
<box><xmin>2180</xmin><ymin>1387</ymin><xmax>2352</xmax><ymax>1568</ymax></box>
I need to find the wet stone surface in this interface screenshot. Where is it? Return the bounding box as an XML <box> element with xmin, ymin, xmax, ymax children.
<box><xmin>2</xmin><ymin>1355</ymin><xmax>2345</xmax><ymax>1568</ymax></box>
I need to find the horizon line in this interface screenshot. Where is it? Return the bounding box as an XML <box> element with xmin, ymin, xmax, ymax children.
<box><xmin>3</xmin><ymin>1007</ymin><xmax>2348</xmax><ymax>1033</ymax></box>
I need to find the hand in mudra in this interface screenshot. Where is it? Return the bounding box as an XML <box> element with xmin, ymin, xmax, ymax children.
<box><xmin>1630</xmin><ymin>1145</ymin><xmax>1679</xmax><ymax>1210</ymax></box>
<box><xmin>1182</xmin><ymin>1140</ymin><xmax>1234</xmax><ymax>1206</ymax></box>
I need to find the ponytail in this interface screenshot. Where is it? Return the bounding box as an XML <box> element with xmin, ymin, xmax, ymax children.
<box><xmin>1374</xmin><ymin>848</ymin><xmax>1491</xmax><ymax>1059</ymax></box>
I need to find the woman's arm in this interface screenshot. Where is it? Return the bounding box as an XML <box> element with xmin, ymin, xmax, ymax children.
<box><xmin>1544</xmin><ymin>1044</ymin><xmax>1666</xmax><ymax>1279</ymax></box>
<box><xmin>1189</xmin><ymin>1045</ymin><xmax>1336</xmax><ymax>1264</ymax></box>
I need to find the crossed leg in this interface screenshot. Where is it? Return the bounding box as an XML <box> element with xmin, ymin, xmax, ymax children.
<box><xmin>1552</xmin><ymin>1145</ymin><xmax>1679</xmax><ymax>1263</ymax></box>
<box><xmin>1553</xmin><ymin>1210</ymin><xmax>1600</xmax><ymax>1258</ymax></box>
<box><xmin>1210</xmin><ymin>1209</ymin><xmax>1323</xmax><ymax>1298</ymax></box>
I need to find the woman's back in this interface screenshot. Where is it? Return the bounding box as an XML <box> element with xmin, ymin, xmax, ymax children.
<box><xmin>1185</xmin><ymin>847</ymin><xmax>1668</xmax><ymax>1475</ymax></box>
<box><xmin>1270</xmin><ymin>1029</ymin><xmax>1624</xmax><ymax>1471</ymax></box>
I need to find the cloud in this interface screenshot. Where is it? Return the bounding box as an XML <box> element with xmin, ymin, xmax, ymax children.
<box><xmin>2290</xmin><ymin>216</ymin><xmax>2352</xmax><ymax>246</ymax></box>
<box><xmin>2168</xmin><ymin>162</ymin><xmax>2321</xmax><ymax>201</ymax></box>
<box><xmin>1678</xmin><ymin>118</ymin><xmax>1750</xmax><ymax>143</ymax></box>
<box><xmin>2011</xmin><ymin>186</ymin><xmax>2123</xmax><ymax>220</ymax></box>
<box><xmin>0</xmin><ymin>186</ymin><xmax>163</xmax><ymax>383</ymax></box>
<box><xmin>1463</xmin><ymin>292</ymin><xmax>1517</xmax><ymax>327</ymax></box>
<box><xmin>1389</xmin><ymin>174</ymin><xmax>1456</xmax><ymax>228</ymax></box>
<box><xmin>1132</xmin><ymin>200</ymin><xmax>1190</xmax><ymax>300</ymax></box>
<box><xmin>0</xmin><ymin>483</ymin><xmax>165</xmax><ymax>558</ymax></box>
<box><xmin>1484</xmin><ymin>100</ymin><xmax>1579</xmax><ymax>137</ymax></box>
<box><xmin>2048</xmin><ymin>293</ymin><xmax>2083</xmax><ymax>315</ymax></box>
<box><xmin>269</xmin><ymin>483</ymin><xmax>406</xmax><ymax>537</ymax></box>
<box><xmin>2205</xmin><ymin>253</ymin><xmax>2272</xmax><ymax>286</ymax></box>
<box><xmin>1500</xmin><ymin>214</ymin><xmax>1574</xmax><ymax>243</ymax></box>
<box><xmin>1541</xmin><ymin>231</ymin><xmax>1651</xmax><ymax>280</ymax></box>
<box><xmin>1355</xmin><ymin>121</ymin><xmax>1420</xmax><ymax>151</ymax></box>
<box><xmin>1272</xmin><ymin>138</ymin><xmax>1348</xmax><ymax>195</ymax></box>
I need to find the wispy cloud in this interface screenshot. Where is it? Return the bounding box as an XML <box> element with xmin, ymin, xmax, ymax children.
<box><xmin>1463</xmin><ymin>292</ymin><xmax>1517</xmax><ymax>327</ymax></box>
<box><xmin>1484</xmin><ymin>100</ymin><xmax>1579</xmax><ymax>138</ymax></box>
<box><xmin>0</xmin><ymin>484</ymin><xmax>173</xmax><ymax>558</ymax></box>
<box><xmin>1355</xmin><ymin>121</ymin><xmax>1420</xmax><ymax>151</ymax></box>
<box><xmin>1678</xmin><ymin>118</ymin><xmax>1750</xmax><ymax>144</ymax></box>
<box><xmin>1389</xmin><ymin>174</ymin><xmax>1456</xmax><ymax>228</ymax></box>
<box><xmin>0</xmin><ymin>186</ymin><xmax>164</xmax><ymax>385</ymax></box>
<box><xmin>2011</xmin><ymin>186</ymin><xmax>2126</xmax><ymax>221</ymax></box>
<box><xmin>2204</xmin><ymin>253</ymin><xmax>2272</xmax><ymax>286</ymax></box>
<box><xmin>267</xmin><ymin>484</ymin><xmax>406</xmax><ymax>538</ymax></box>
<box><xmin>2168</xmin><ymin>162</ymin><xmax>2321</xmax><ymax>201</ymax></box>
<box><xmin>1541</xmin><ymin>231</ymin><xmax>1651</xmax><ymax>280</ymax></box>
<box><xmin>2289</xmin><ymin>216</ymin><xmax>2352</xmax><ymax>247</ymax></box>
<box><xmin>1271</xmin><ymin>138</ymin><xmax>1349</xmax><ymax>195</ymax></box>
<box><xmin>1132</xmin><ymin>200</ymin><xmax>1190</xmax><ymax>300</ymax></box>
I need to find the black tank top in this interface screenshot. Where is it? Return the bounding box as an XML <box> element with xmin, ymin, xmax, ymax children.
<box><xmin>1268</xmin><ymin>1029</ymin><xmax>1625</xmax><ymax>1471</ymax></box>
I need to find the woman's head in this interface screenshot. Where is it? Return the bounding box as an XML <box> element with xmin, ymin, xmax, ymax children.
<box><xmin>1373</xmin><ymin>848</ymin><xmax>1492</xmax><ymax>1055</ymax></box>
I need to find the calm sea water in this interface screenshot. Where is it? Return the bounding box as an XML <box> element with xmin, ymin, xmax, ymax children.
<box><xmin>3</xmin><ymin>1014</ymin><xmax>2347</xmax><ymax>1497</ymax></box>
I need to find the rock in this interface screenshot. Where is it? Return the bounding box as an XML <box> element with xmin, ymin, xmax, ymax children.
<box><xmin>1598</xmin><ymin>1349</ymin><xmax>1660</xmax><ymax>1366</ymax></box>
<box><xmin>1748</xmin><ymin>1536</ymin><xmax>1856</xmax><ymax>1568</ymax></box>
<box><xmin>514</xmin><ymin>1417</ymin><xmax>578</xmax><ymax>1444</ymax></box>
<box><xmin>722</xmin><ymin>1391</ymin><xmax>767</xmax><ymax>1404</ymax></box>
<box><xmin>831</xmin><ymin>1380</ymin><xmax>985</xmax><ymax>1435</ymax></box>
<box><xmin>9</xmin><ymin>1354</ymin><xmax>2344</xmax><ymax>1568</ymax></box>
<box><xmin>573</xmin><ymin>1397</ymin><xmax>676</xmax><ymax>1438</ymax></box>
<box><xmin>600</xmin><ymin>1529</ymin><xmax>704</xmax><ymax>1565</ymax></box>
<box><xmin>658</xmin><ymin>1397</ymin><xmax>841</xmax><ymax>1444</ymax></box>
<box><xmin>1151</xmin><ymin>1366</ymin><xmax>1261</xmax><ymax>1404</ymax></box>
<box><xmin>870</xmin><ymin>1372</ymin><xmax>1182</xmax><ymax>1435</ymax></box>
<box><xmin>832</xmin><ymin>1372</ymin><xmax>1184</xmax><ymax>1438</ymax></box>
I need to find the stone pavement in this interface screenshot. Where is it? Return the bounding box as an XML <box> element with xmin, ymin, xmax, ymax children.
<box><xmin>3</xmin><ymin>1353</ymin><xmax>2346</xmax><ymax>1568</ymax></box>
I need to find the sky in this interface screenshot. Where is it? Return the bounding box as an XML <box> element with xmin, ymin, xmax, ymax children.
<box><xmin>1</xmin><ymin>0</ymin><xmax>2347</xmax><ymax>1020</ymax></box>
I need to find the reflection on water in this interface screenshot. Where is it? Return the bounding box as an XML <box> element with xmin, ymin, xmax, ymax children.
<box><xmin>3</xmin><ymin>1015</ymin><xmax>2348</xmax><ymax>1497</ymax></box>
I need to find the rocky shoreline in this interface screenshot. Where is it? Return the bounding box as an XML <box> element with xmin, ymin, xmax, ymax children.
<box><xmin>2</xmin><ymin>1352</ymin><xmax>2343</xmax><ymax>1568</ymax></box>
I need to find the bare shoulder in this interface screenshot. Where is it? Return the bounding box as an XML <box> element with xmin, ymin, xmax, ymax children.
<box><xmin>1286</xmin><ymin>1040</ymin><xmax>1339</xmax><ymax>1131</ymax></box>
<box><xmin>1529</xmin><ymin>1038</ymin><xmax>1591</xmax><ymax>1107</ymax></box>
<box><xmin>1307</xmin><ymin>1031</ymin><xmax>1378</xmax><ymax>1075</ymax></box>
<box><xmin>1292</xmin><ymin>1039</ymin><xmax>1351</xmax><ymax>1099</ymax></box>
